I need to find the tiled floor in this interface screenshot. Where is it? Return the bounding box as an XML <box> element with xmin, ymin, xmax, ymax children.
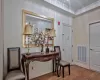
<box><xmin>31</xmin><ymin>65</ymin><xmax>100</xmax><ymax>80</ymax></box>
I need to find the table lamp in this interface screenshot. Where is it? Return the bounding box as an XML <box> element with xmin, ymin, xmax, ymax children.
<box><xmin>23</xmin><ymin>23</ymin><xmax>32</xmax><ymax>55</ymax></box>
<box><xmin>50</xmin><ymin>29</ymin><xmax>56</xmax><ymax>38</ymax></box>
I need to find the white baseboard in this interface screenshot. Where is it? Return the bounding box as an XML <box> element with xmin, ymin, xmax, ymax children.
<box><xmin>73</xmin><ymin>61</ymin><xmax>90</xmax><ymax>69</ymax></box>
<box><xmin>70</xmin><ymin>61</ymin><xmax>75</xmax><ymax>65</ymax></box>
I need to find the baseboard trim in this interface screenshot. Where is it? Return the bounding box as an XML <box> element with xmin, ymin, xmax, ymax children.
<box><xmin>74</xmin><ymin>62</ymin><xmax>89</xmax><ymax>69</ymax></box>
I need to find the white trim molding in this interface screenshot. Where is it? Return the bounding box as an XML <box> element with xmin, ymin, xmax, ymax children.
<box><xmin>44</xmin><ymin>0</ymin><xmax>100</xmax><ymax>16</ymax></box>
<box><xmin>74</xmin><ymin>62</ymin><xmax>90</xmax><ymax>69</ymax></box>
<box><xmin>44</xmin><ymin>0</ymin><xmax>75</xmax><ymax>15</ymax></box>
<box><xmin>76</xmin><ymin>0</ymin><xmax>100</xmax><ymax>15</ymax></box>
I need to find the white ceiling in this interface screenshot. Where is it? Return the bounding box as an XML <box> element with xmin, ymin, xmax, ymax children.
<box><xmin>57</xmin><ymin>0</ymin><xmax>99</xmax><ymax>12</ymax></box>
<box><xmin>32</xmin><ymin>0</ymin><xmax>100</xmax><ymax>16</ymax></box>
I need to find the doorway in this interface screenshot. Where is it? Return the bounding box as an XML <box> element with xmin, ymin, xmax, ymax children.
<box><xmin>89</xmin><ymin>22</ymin><xmax>100</xmax><ymax>72</ymax></box>
<box><xmin>62</xmin><ymin>23</ymin><xmax>72</xmax><ymax>63</ymax></box>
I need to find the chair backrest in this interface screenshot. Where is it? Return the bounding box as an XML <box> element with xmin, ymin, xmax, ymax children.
<box><xmin>54</xmin><ymin>46</ymin><xmax>61</xmax><ymax>60</ymax></box>
<box><xmin>7</xmin><ymin>47</ymin><xmax>20</xmax><ymax>72</ymax></box>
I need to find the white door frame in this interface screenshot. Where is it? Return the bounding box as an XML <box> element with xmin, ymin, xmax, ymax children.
<box><xmin>89</xmin><ymin>21</ymin><xmax>100</xmax><ymax>71</ymax></box>
<box><xmin>62</xmin><ymin>22</ymin><xmax>73</xmax><ymax>63</ymax></box>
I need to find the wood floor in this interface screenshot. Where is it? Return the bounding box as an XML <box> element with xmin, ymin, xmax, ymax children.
<box><xmin>31</xmin><ymin>65</ymin><xmax>100</xmax><ymax>80</ymax></box>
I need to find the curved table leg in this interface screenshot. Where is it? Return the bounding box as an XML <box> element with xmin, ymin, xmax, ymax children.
<box><xmin>25</xmin><ymin>62</ymin><xmax>30</xmax><ymax>80</ymax></box>
<box><xmin>52</xmin><ymin>59</ymin><xmax>55</xmax><ymax>73</ymax></box>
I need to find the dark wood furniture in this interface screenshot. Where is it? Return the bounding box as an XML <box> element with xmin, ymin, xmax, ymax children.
<box><xmin>22</xmin><ymin>52</ymin><xmax>59</xmax><ymax>80</ymax></box>
<box><xmin>54</xmin><ymin>46</ymin><xmax>70</xmax><ymax>78</ymax></box>
<box><xmin>5</xmin><ymin>47</ymin><xmax>25</xmax><ymax>80</ymax></box>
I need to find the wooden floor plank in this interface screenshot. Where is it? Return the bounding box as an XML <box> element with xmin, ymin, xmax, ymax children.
<box><xmin>31</xmin><ymin>65</ymin><xmax>100</xmax><ymax>80</ymax></box>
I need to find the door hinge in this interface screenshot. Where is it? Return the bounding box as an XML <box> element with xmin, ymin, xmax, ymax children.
<box><xmin>72</xmin><ymin>45</ymin><xmax>73</xmax><ymax>47</ymax></box>
<box><xmin>72</xmin><ymin>60</ymin><xmax>73</xmax><ymax>62</ymax></box>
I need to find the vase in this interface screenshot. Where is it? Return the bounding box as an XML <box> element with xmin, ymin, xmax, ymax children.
<box><xmin>46</xmin><ymin>46</ymin><xmax>49</xmax><ymax>53</ymax></box>
<box><xmin>41</xmin><ymin>44</ymin><xmax>44</xmax><ymax>52</ymax></box>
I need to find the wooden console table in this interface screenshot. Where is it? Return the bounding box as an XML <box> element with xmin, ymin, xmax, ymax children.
<box><xmin>21</xmin><ymin>52</ymin><xmax>59</xmax><ymax>80</ymax></box>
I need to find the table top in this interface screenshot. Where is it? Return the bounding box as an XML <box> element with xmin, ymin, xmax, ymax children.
<box><xmin>22</xmin><ymin>52</ymin><xmax>59</xmax><ymax>59</ymax></box>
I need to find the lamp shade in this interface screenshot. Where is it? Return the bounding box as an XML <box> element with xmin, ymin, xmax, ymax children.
<box><xmin>50</xmin><ymin>29</ymin><xmax>56</xmax><ymax>37</ymax></box>
<box><xmin>23</xmin><ymin>23</ymin><xmax>32</xmax><ymax>35</ymax></box>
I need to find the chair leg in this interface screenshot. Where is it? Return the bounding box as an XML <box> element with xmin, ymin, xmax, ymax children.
<box><xmin>56</xmin><ymin>63</ymin><xmax>60</xmax><ymax>77</ymax></box>
<box><xmin>68</xmin><ymin>64</ymin><xmax>70</xmax><ymax>75</ymax></box>
<box><xmin>55</xmin><ymin>63</ymin><xmax>57</xmax><ymax>72</ymax></box>
<box><xmin>59</xmin><ymin>65</ymin><xmax>61</xmax><ymax>76</ymax></box>
<box><xmin>60</xmin><ymin>65</ymin><xmax>61</xmax><ymax>71</ymax></box>
<box><xmin>62</xmin><ymin>67</ymin><xmax>64</xmax><ymax>78</ymax></box>
<box><xmin>60</xmin><ymin>66</ymin><xmax>61</xmax><ymax>73</ymax></box>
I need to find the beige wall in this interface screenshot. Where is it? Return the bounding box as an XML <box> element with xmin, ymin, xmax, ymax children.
<box><xmin>72</xmin><ymin>8</ymin><xmax>100</xmax><ymax>68</ymax></box>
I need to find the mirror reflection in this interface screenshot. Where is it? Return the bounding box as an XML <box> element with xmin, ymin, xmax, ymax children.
<box><xmin>22</xmin><ymin>10</ymin><xmax>55</xmax><ymax>48</ymax></box>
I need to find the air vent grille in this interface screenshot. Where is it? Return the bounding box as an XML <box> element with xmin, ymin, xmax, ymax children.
<box><xmin>78</xmin><ymin>46</ymin><xmax>87</xmax><ymax>63</ymax></box>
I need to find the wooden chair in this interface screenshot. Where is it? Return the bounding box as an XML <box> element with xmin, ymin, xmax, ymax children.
<box><xmin>5</xmin><ymin>47</ymin><xmax>25</xmax><ymax>80</ymax></box>
<box><xmin>54</xmin><ymin>46</ymin><xmax>70</xmax><ymax>78</ymax></box>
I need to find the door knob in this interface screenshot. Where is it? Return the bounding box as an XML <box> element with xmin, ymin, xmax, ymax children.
<box><xmin>62</xmin><ymin>34</ymin><xmax>64</xmax><ymax>35</ymax></box>
<box><xmin>90</xmin><ymin>49</ymin><xmax>93</xmax><ymax>50</ymax></box>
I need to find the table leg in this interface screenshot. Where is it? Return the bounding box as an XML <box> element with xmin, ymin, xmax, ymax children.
<box><xmin>21</xmin><ymin>57</ymin><xmax>25</xmax><ymax>74</ymax></box>
<box><xmin>26</xmin><ymin>62</ymin><xmax>30</xmax><ymax>80</ymax></box>
<box><xmin>52</xmin><ymin>59</ymin><xmax>55</xmax><ymax>73</ymax></box>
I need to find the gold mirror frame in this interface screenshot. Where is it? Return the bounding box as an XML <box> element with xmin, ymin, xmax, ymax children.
<box><xmin>22</xmin><ymin>10</ymin><xmax>54</xmax><ymax>47</ymax></box>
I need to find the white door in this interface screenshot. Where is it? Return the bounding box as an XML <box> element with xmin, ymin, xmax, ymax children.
<box><xmin>62</xmin><ymin>23</ymin><xmax>72</xmax><ymax>63</ymax></box>
<box><xmin>90</xmin><ymin>22</ymin><xmax>100</xmax><ymax>72</ymax></box>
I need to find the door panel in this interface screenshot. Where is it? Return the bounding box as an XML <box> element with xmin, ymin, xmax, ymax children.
<box><xmin>90</xmin><ymin>22</ymin><xmax>100</xmax><ymax>72</ymax></box>
<box><xmin>62</xmin><ymin>23</ymin><xmax>72</xmax><ymax>63</ymax></box>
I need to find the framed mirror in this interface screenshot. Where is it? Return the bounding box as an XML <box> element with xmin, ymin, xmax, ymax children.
<box><xmin>22</xmin><ymin>10</ymin><xmax>55</xmax><ymax>48</ymax></box>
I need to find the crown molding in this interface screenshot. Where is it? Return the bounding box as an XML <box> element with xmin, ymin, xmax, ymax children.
<box><xmin>36</xmin><ymin>0</ymin><xmax>100</xmax><ymax>16</ymax></box>
<box><xmin>44</xmin><ymin>0</ymin><xmax>75</xmax><ymax>15</ymax></box>
<box><xmin>75</xmin><ymin>0</ymin><xmax>100</xmax><ymax>15</ymax></box>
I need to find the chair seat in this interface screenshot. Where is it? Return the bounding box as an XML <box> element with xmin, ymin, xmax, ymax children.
<box><xmin>5</xmin><ymin>70</ymin><xmax>25</xmax><ymax>80</ymax></box>
<box><xmin>60</xmin><ymin>60</ymin><xmax>70</xmax><ymax>66</ymax></box>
